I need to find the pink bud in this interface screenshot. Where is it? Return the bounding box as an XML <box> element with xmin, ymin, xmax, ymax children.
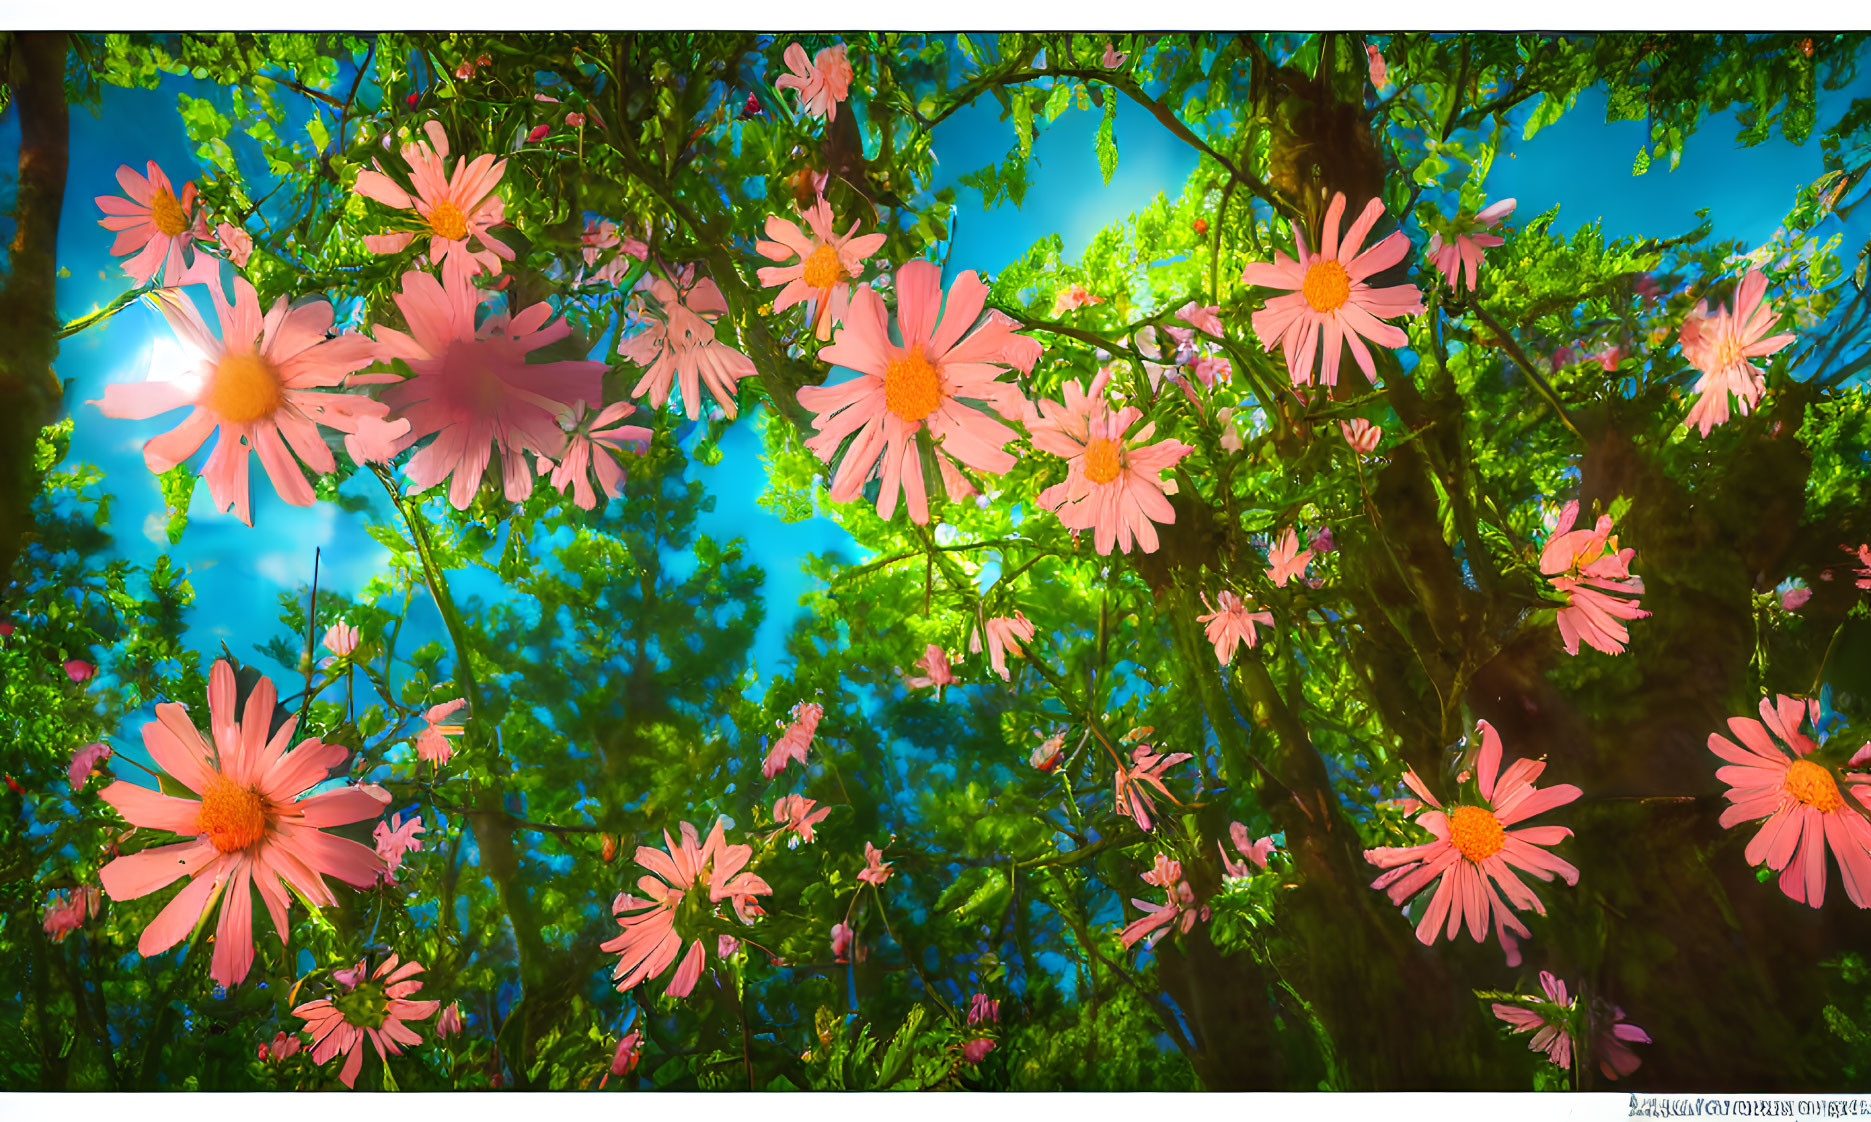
<box><xmin>565</xmin><ymin>112</ymin><xmax>586</xmax><ymax>127</ymax></box>
<box><xmin>526</xmin><ymin>124</ymin><xmax>551</xmax><ymax>142</ymax></box>
<box><xmin>455</xmin><ymin>61</ymin><xmax>476</xmax><ymax>80</ymax></box>
<box><xmin>64</xmin><ymin>659</ymin><xmax>95</xmax><ymax>683</ymax></box>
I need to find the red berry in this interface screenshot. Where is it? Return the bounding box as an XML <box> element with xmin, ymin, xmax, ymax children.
<box><xmin>1193</xmin><ymin>218</ymin><xmax>1209</xmax><ymax>235</ymax></box>
<box><xmin>405</xmin><ymin>92</ymin><xmax>419</xmax><ymax>106</ymax></box>
<box><xmin>4</xmin><ymin>774</ymin><xmax>22</xmax><ymax>795</ymax></box>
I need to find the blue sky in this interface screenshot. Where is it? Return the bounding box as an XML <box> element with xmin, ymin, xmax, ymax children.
<box><xmin>7</xmin><ymin>44</ymin><xmax>1868</xmax><ymax>739</ymax></box>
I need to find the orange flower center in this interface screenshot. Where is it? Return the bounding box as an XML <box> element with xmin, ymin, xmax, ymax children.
<box><xmin>801</xmin><ymin>243</ymin><xmax>844</xmax><ymax>290</ymax></box>
<box><xmin>197</xmin><ymin>774</ymin><xmax>271</xmax><ymax>853</ymax></box>
<box><xmin>1785</xmin><ymin>759</ymin><xmax>1843</xmax><ymax>813</ymax></box>
<box><xmin>1447</xmin><ymin>804</ymin><xmax>1506</xmax><ymax>862</ymax></box>
<box><xmin>429</xmin><ymin>200</ymin><xmax>469</xmax><ymax>242</ymax></box>
<box><xmin>205</xmin><ymin>351</ymin><xmax>285</xmax><ymax>424</ymax></box>
<box><xmin>1083</xmin><ymin>437</ymin><xmax>1123</xmax><ymax>484</ymax></box>
<box><xmin>150</xmin><ymin>188</ymin><xmax>191</xmax><ymax>238</ymax></box>
<box><xmin>1302</xmin><ymin>259</ymin><xmax>1352</xmax><ymax>313</ymax></box>
<box><xmin>883</xmin><ymin>347</ymin><xmax>942</xmax><ymax>424</ymax></box>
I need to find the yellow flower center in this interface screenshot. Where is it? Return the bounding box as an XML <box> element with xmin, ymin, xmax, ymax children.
<box><xmin>197</xmin><ymin>774</ymin><xmax>271</xmax><ymax>853</ymax></box>
<box><xmin>1302</xmin><ymin>259</ymin><xmax>1352</xmax><ymax>313</ymax></box>
<box><xmin>150</xmin><ymin>188</ymin><xmax>190</xmax><ymax>238</ymax></box>
<box><xmin>205</xmin><ymin>351</ymin><xmax>285</xmax><ymax>425</ymax></box>
<box><xmin>801</xmin><ymin>243</ymin><xmax>844</xmax><ymax>290</ymax></box>
<box><xmin>1447</xmin><ymin>804</ymin><xmax>1506</xmax><ymax>862</ymax></box>
<box><xmin>1785</xmin><ymin>759</ymin><xmax>1843</xmax><ymax>813</ymax></box>
<box><xmin>883</xmin><ymin>348</ymin><xmax>942</xmax><ymax>424</ymax></box>
<box><xmin>333</xmin><ymin>984</ymin><xmax>391</xmax><ymax>1029</ymax></box>
<box><xmin>429</xmin><ymin>200</ymin><xmax>469</xmax><ymax>242</ymax></box>
<box><xmin>1083</xmin><ymin>437</ymin><xmax>1123</xmax><ymax>484</ymax></box>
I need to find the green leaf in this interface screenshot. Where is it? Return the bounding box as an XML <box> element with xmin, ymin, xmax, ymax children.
<box><xmin>1096</xmin><ymin>98</ymin><xmax>1118</xmax><ymax>185</ymax></box>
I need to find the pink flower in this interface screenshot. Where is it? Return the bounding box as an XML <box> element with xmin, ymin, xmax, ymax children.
<box><xmin>42</xmin><ymin>886</ymin><xmax>101</xmax><ymax>942</ymax></box>
<box><xmin>1197</xmin><ymin>590</ymin><xmax>1275</xmax><ymax>664</ymax></box>
<box><xmin>1491</xmin><ymin>971</ymin><xmax>1575</xmax><ymax>1071</ymax></box>
<box><xmin>373</xmin><ymin>812</ymin><xmax>425</xmax><ymax>882</ymax></box>
<box><xmin>1366</xmin><ymin>44</ymin><xmax>1389</xmax><ymax>89</ymax></box>
<box><xmin>1220</xmin><ymin>821</ymin><xmax>1277</xmax><ymax>877</ymax></box>
<box><xmin>1679</xmin><ymin>270</ymin><xmax>1795</xmax><ymax>437</ymax></box>
<box><xmin>801</xmin><ymin>261</ymin><xmax>1032</xmax><ymax>524</ymax></box>
<box><xmin>416</xmin><ymin>699</ymin><xmax>466</xmax><ymax>765</ymax></box>
<box><xmin>565</xmin><ymin>112</ymin><xmax>586</xmax><ymax>127</ymax></box>
<box><xmin>1339</xmin><ymin>418</ymin><xmax>1383</xmax><ymax>456</ymax></box>
<box><xmin>1426</xmin><ymin>198</ymin><xmax>1515</xmax><ymax>293</ymax></box>
<box><xmin>1113</xmin><ymin>744</ymin><xmax>1191</xmax><ymax>832</ymax></box>
<box><xmin>293</xmin><ymin>953</ymin><xmax>440</xmax><ymax>1088</ymax></box>
<box><xmin>1175</xmin><ymin>301</ymin><xmax>1224</xmax><ymax>337</ymax></box>
<box><xmin>372</xmin><ymin>266</ymin><xmax>604</xmax><ymax>508</ymax></box>
<box><xmin>435</xmin><ymin>1002</ymin><xmax>464</xmax><ymax>1039</ymax></box>
<box><xmin>263</xmin><ymin>1031</ymin><xmax>303</xmax><ymax>1061</ymax></box>
<box><xmin>525</xmin><ymin>124</ymin><xmax>550</xmax><ymax>142</ymax></box>
<box><xmin>858</xmin><ymin>841</ymin><xmax>893</xmax><ymax>886</ymax></box>
<box><xmin>95</xmin><ymin>161</ymin><xmax>205</xmax><ymax>286</ymax></box>
<box><xmin>1050</xmin><ymin>283</ymin><xmax>1103</xmax><ymax>317</ymax></box>
<box><xmin>1592</xmin><ymin>344</ymin><xmax>1624</xmax><ymax>372</ymax></box>
<box><xmin>609</xmin><ymin>1030</ymin><xmax>643</xmax><ymax>1079</ymax></box>
<box><xmin>1309</xmin><ymin>526</ymin><xmax>1336</xmax><ymax>554</ymax></box>
<box><xmin>1244</xmin><ymin>193</ymin><xmax>1424</xmax><ymax>387</ymax></box>
<box><xmin>756</xmin><ymin>197</ymin><xmax>887</xmax><ymax>341</ymax></box>
<box><xmin>1540</xmin><ymin>500</ymin><xmax>1649</xmax><ymax>657</ymax></box>
<box><xmin>775</xmin><ymin>42</ymin><xmax>854</xmax><ymax>121</ymax></box>
<box><xmin>971</xmin><ymin>612</ymin><xmax>1035</xmax><ymax>681</ymax></box>
<box><xmin>353</xmin><ymin>120</ymin><xmax>513</xmax><ymax>280</ymax></box>
<box><xmin>1852</xmin><ymin>543</ymin><xmax>1871</xmax><ymax>591</ymax></box>
<box><xmin>68</xmin><ymin>742</ymin><xmax>112</xmax><ymax>791</ymax></box>
<box><xmin>772</xmin><ymin>794</ymin><xmax>831</xmax><ymax>845</ymax></box>
<box><xmin>904</xmin><ymin>643</ymin><xmax>956</xmax><ymax>700</ymax></box>
<box><xmin>322</xmin><ymin>622</ymin><xmax>359</xmax><ymax>659</ymax></box>
<box><xmin>214</xmin><ymin>222</ymin><xmax>254</xmax><ymax>268</ymax></box>
<box><xmin>94</xmin><ymin>278</ymin><xmax>392</xmax><ymax>526</ymax></box>
<box><xmin>764</xmin><ymin>701</ymin><xmax>824</xmax><ymax>779</ymax></box>
<box><xmin>332</xmin><ymin>962</ymin><xmax>367</xmax><ymax>990</ymax></box>
<box><xmin>1101</xmin><ymin>43</ymin><xmax>1127</xmax><ymax>68</ymax></box>
<box><xmin>619</xmin><ymin>266</ymin><xmax>757</xmax><ymax>420</ymax></box>
<box><xmin>1188</xmin><ymin>355</ymin><xmax>1232</xmax><ymax>388</ymax></box>
<box><xmin>1634</xmin><ymin>272</ymin><xmax>1663</xmax><ymax>305</ymax></box>
<box><xmin>961</xmin><ymin>1038</ymin><xmax>997</xmax><ymax>1064</ymax></box>
<box><xmin>95</xmin><ymin>659</ymin><xmax>387</xmax><ymax>987</ymax></box>
<box><xmin>1709</xmin><ymin>694</ymin><xmax>1871</xmax><ymax>909</ymax></box>
<box><xmin>1029</xmin><ymin>371</ymin><xmax>1194</xmax><ymax>555</ymax></box>
<box><xmin>1781</xmin><ymin>583</ymin><xmax>1812</xmax><ymax>612</ymax></box>
<box><xmin>968</xmin><ymin>992</ymin><xmax>1000</xmax><ymax>1027</ymax></box>
<box><xmin>454</xmin><ymin>60</ymin><xmax>476</xmax><ymax>80</ymax></box>
<box><xmin>547</xmin><ymin>401</ymin><xmax>653</xmax><ymax>510</ymax></box>
<box><xmin>1030</xmin><ymin>731</ymin><xmax>1066</xmax><ymax>772</ymax></box>
<box><xmin>602</xmin><ymin>820</ymin><xmax>772</xmax><ymax>998</ymax></box>
<box><xmin>830</xmin><ymin>920</ymin><xmax>856</xmax><ymax>962</ymax></box>
<box><xmin>1594</xmin><ymin>1001</ymin><xmax>1652</xmax><ymax>1080</ymax></box>
<box><xmin>1121</xmin><ymin>854</ymin><xmax>1210</xmax><ymax>949</ymax></box>
<box><xmin>1265</xmin><ymin>528</ymin><xmax>1313</xmax><ymax>588</ymax></box>
<box><xmin>1364</xmin><ymin>720</ymin><xmax>1581</xmax><ymax>966</ymax></box>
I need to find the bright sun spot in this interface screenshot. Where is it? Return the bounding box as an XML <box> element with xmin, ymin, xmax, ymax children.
<box><xmin>144</xmin><ymin>335</ymin><xmax>205</xmax><ymax>396</ymax></box>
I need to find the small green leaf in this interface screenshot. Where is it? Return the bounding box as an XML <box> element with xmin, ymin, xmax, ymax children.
<box><xmin>1096</xmin><ymin>98</ymin><xmax>1118</xmax><ymax>185</ymax></box>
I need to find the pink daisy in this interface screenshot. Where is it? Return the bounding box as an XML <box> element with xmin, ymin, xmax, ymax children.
<box><xmin>1113</xmin><ymin>744</ymin><xmax>1191</xmax><ymax>832</ymax></box>
<box><xmin>95</xmin><ymin>161</ymin><xmax>207</xmax><ymax>286</ymax></box>
<box><xmin>903</xmin><ymin>643</ymin><xmax>956</xmax><ymax>700</ymax></box>
<box><xmin>68</xmin><ymin>742</ymin><xmax>112</xmax><ymax>791</ymax></box>
<box><xmin>1708</xmin><ymin>694</ymin><xmax>1871</xmax><ymax>909</ymax></box>
<box><xmin>1197</xmin><ymin>590</ymin><xmax>1275</xmax><ymax>664</ymax></box>
<box><xmin>771</xmin><ymin>794</ymin><xmax>831</xmax><ymax>845</ymax></box>
<box><xmin>95</xmin><ymin>660</ymin><xmax>387</xmax><ymax>987</ymax></box>
<box><xmin>1540</xmin><ymin>500</ymin><xmax>1649</xmax><ymax>657</ymax></box>
<box><xmin>801</xmin><ymin>260</ymin><xmax>1032</xmax><ymax>524</ymax></box>
<box><xmin>774</xmin><ymin>42</ymin><xmax>854</xmax><ymax>121</ymax></box>
<box><xmin>93</xmin><ymin>279</ymin><xmax>394</xmax><ymax>526</ymax></box>
<box><xmin>372</xmin><ymin>266</ymin><xmax>606</xmax><ymax>509</ymax></box>
<box><xmin>1426</xmin><ymin>198</ymin><xmax>1516</xmax><ymax>292</ymax></box>
<box><xmin>1679</xmin><ymin>269</ymin><xmax>1795</xmax><ymax>437</ymax></box>
<box><xmin>1265</xmin><ymin>527</ymin><xmax>1313</xmax><ymax>587</ymax></box>
<box><xmin>415</xmin><ymin>699</ymin><xmax>467</xmax><ymax>765</ymax></box>
<box><xmin>353</xmin><ymin>120</ymin><xmax>513</xmax><ymax>281</ymax></box>
<box><xmin>756</xmin><ymin>197</ymin><xmax>888</xmax><ymax>341</ymax></box>
<box><xmin>293</xmin><ymin>953</ymin><xmax>441</xmax><ymax>1088</ymax></box>
<box><xmin>1244</xmin><ymin>192</ymin><xmax>1425</xmax><ymax>387</ymax></box>
<box><xmin>858</xmin><ymin>841</ymin><xmax>893</xmax><ymax>885</ymax></box>
<box><xmin>1491</xmin><ymin>970</ymin><xmax>1576</xmax><ymax>1071</ymax></box>
<box><xmin>604</xmin><ymin>820</ymin><xmax>772</xmax><ymax>998</ymax></box>
<box><xmin>764</xmin><ymin>701</ymin><xmax>824</xmax><ymax>779</ymax></box>
<box><xmin>970</xmin><ymin>611</ymin><xmax>1036</xmax><ymax>681</ymax></box>
<box><xmin>545</xmin><ymin>401</ymin><xmax>653</xmax><ymax>510</ymax></box>
<box><xmin>1028</xmin><ymin>370</ymin><xmax>1194</xmax><ymax>555</ymax></box>
<box><xmin>1364</xmin><ymin>720</ymin><xmax>1582</xmax><ymax>966</ymax></box>
<box><xmin>618</xmin><ymin>267</ymin><xmax>757</xmax><ymax>420</ymax></box>
<box><xmin>1120</xmin><ymin>854</ymin><xmax>1209</xmax><ymax>949</ymax></box>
